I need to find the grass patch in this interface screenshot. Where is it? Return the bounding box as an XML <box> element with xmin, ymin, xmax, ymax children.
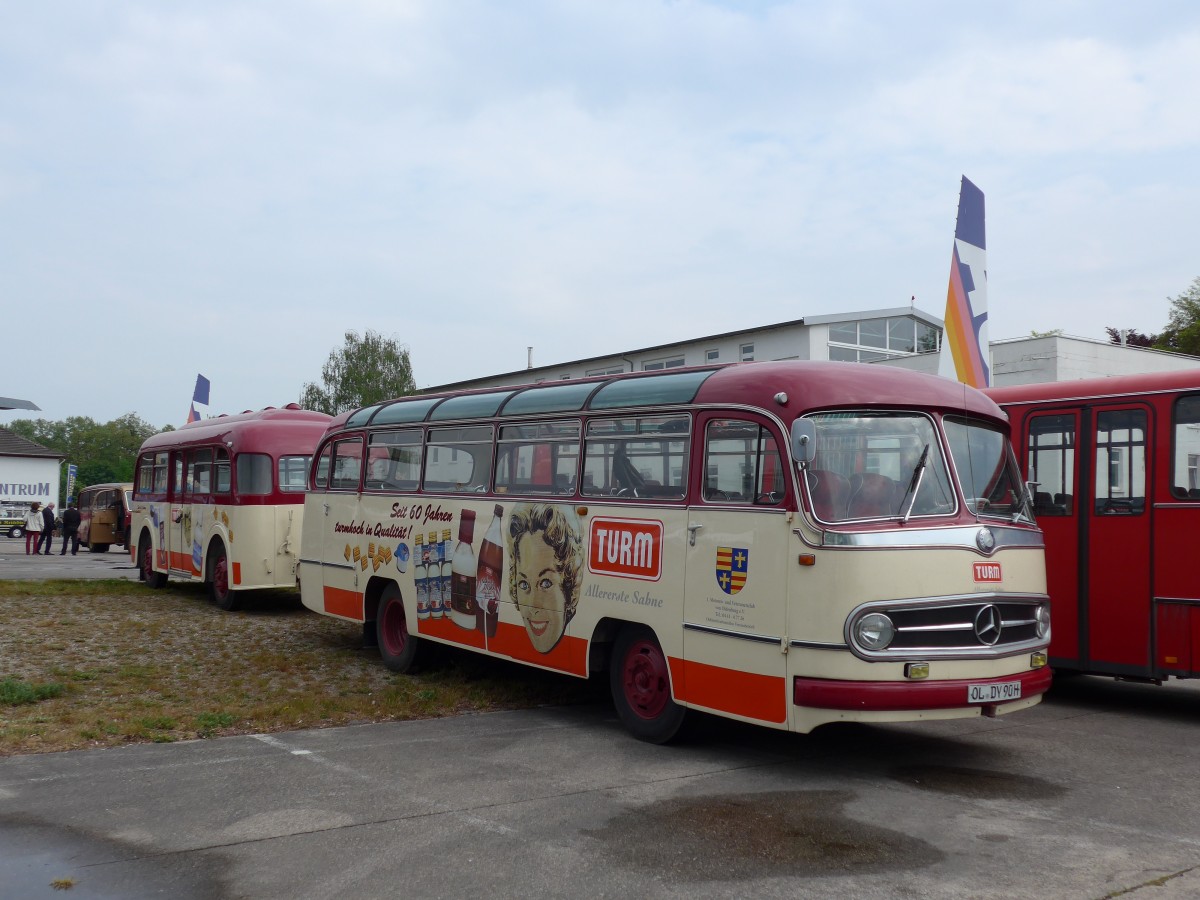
<box><xmin>0</xmin><ymin>580</ymin><xmax>595</xmax><ymax>756</ymax></box>
<box><xmin>1</xmin><ymin>677</ymin><xmax>66</xmax><ymax>705</ymax></box>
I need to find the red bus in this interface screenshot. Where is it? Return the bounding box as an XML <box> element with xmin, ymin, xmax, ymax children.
<box><xmin>987</xmin><ymin>370</ymin><xmax>1200</xmax><ymax>682</ymax></box>
<box><xmin>130</xmin><ymin>405</ymin><xmax>331</xmax><ymax>609</ymax></box>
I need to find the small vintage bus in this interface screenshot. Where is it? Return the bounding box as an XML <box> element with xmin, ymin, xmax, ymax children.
<box><xmin>300</xmin><ymin>362</ymin><xmax>1051</xmax><ymax>742</ymax></box>
<box><xmin>988</xmin><ymin>370</ymin><xmax>1200</xmax><ymax>683</ymax></box>
<box><xmin>130</xmin><ymin>405</ymin><xmax>331</xmax><ymax>609</ymax></box>
<box><xmin>76</xmin><ymin>482</ymin><xmax>133</xmax><ymax>552</ymax></box>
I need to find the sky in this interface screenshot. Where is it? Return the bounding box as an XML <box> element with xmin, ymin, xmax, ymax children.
<box><xmin>3</xmin><ymin>1</ymin><xmax>1198</xmax><ymax>430</ymax></box>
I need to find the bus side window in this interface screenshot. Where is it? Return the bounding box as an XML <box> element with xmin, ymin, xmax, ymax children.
<box><xmin>329</xmin><ymin>439</ymin><xmax>364</xmax><ymax>492</ymax></box>
<box><xmin>496</xmin><ymin>421</ymin><xmax>580</xmax><ymax>496</ymax></box>
<box><xmin>312</xmin><ymin>445</ymin><xmax>332</xmax><ymax>491</ymax></box>
<box><xmin>582</xmin><ymin>416</ymin><xmax>688</xmax><ymax>500</ymax></box>
<box><xmin>704</xmin><ymin>418</ymin><xmax>784</xmax><ymax>505</ymax></box>
<box><xmin>1028</xmin><ymin>414</ymin><xmax>1075</xmax><ymax>516</ymax></box>
<box><xmin>1171</xmin><ymin>394</ymin><xmax>1200</xmax><ymax>499</ymax></box>
<box><xmin>424</xmin><ymin>426</ymin><xmax>493</xmax><ymax>493</ymax></box>
<box><xmin>214</xmin><ymin>448</ymin><xmax>232</xmax><ymax>494</ymax></box>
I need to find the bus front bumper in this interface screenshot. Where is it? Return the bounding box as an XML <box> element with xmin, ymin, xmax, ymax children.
<box><xmin>793</xmin><ymin>666</ymin><xmax>1052</xmax><ymax>712</ymax></box>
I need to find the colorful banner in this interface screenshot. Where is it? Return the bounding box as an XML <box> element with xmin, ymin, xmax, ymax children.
<box><xmin>937</xmin><ymin>176</ymin><xmax>991</xmax><ymax>387</ymax></box>
<box><xmin>65</xmin><ymin>463</ymin><xmax>77</xmax><ymax>502</ymax></box>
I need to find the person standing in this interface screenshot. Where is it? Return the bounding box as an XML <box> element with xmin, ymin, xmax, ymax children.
<box><xmin>39</xmin><ymin>502</ymin><xmax>56</xmax><ymax>555</ymax></box>
<box><xmin>60</xmin><ymin>500</ymin><xmax>81</xmax><ymax>555</ymax></box>
<box><xmin>24</xmin><ymin>503</ymin><xmax>43</xmax><ymax>555</ymax></box>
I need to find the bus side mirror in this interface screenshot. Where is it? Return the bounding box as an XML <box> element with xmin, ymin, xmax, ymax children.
<box><xmin>790</xmin><ymin>420</ymin><xmax>817</xmax><ymax>467</ymax></box>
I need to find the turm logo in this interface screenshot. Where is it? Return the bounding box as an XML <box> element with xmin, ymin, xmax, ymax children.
<box><xmin>588</xmin><ymin>517</ymin><xmax>662</xmax><ymax>581</ymax></box>
<box><xmin>973</xmin><ymin>562</ymin><xmax>1002</xmax><ymax>583</ymax></box>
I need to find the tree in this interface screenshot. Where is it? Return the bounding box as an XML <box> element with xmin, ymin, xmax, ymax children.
<box><xmin>1105</xmin><ymin>327</ymin><xmax>1159</xmax><ymax>347</ymax></box>
<box><xmin>1154</xmin><ymin>277</ymin><xmax>1200</xmax><ymax>357</ymax></box>
<box><xmin>300</xmin><ymin>330</ymin><xmax>417</xmax><ymax>415</ymax></box>
<box><xmin>7</xmin><ymin>414</ymin><xmax>162</xmax><ymax>494</ymax></box>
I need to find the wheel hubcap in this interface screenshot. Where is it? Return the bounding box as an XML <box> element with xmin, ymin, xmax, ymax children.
<box><xmin>623</xmin><ymin>640</ymin><xmax>669</xmax><ymax>719</ymax></box>
<box><xmin>381</xmin><ymin>602</ymin><xmax>407</xmax><ymax>656</ymax></box>
<box><xmin>214</xmin><ymin>556</ymin><xmax>228</xmax><ymax>598</ymax></box>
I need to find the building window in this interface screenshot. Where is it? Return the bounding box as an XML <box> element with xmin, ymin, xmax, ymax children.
<box><xmin>586</xmin><ymin>365</ymin><xmax>625</xmax><ymax>376</ymax></box>
<box><xmin>740</xmin><ymin>343</ymin><xmax>754</xmax><ymax>362</ymax></box>
<box><xmin>706</xmin><ymin>348</ymin><xmax>720</xmax><ymax>363</ymax></box>
<box><xmin>643</xmin><ymin>356</ymin><xmax>685</xmax><ymax>371</ymax></box>
<box><xmin>828</xmin><ymin>315</ymin><xmax>939</xmax><ymax>363</ymax></box>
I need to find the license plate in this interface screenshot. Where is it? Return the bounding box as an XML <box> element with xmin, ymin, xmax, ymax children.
<box><xmin>967</xmin><ymin>681</ymin><xmax>1022</xmax><ymax>703</ymax></box>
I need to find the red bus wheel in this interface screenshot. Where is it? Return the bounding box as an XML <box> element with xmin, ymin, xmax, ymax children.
<box><xmin>610</xmin><ymin>626</ymin><xmax>686</xmax><ymax>744</ymax></box>
<box><xmin>377</xmin><ymin>585</ymin><xmax>420</xmax><ymax>673</ymax></box>
<box><xmin>139</xmin><ymin>535</ymin><xmax>166</xmax><ymax>589</ymax></box>
<box><xmin>208</xmin><ymin>544</ymin><xmax>239</xmax><ymax>611</ymax></box>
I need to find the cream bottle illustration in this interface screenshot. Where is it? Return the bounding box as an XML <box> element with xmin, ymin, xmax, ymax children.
<box><xmin>437</xmin><ymin>528</ymin><xmax>452</xmax><ymax>620</ymax></box>
<box><xmin>476</xmin><ymin>504</ymin><xmax>504</xmax><ymax>637</ymax></box>
<box><xmin>449</xmin><ymin>510</ymin><xmax>477</xmax><ymax>629</ymax></box>
<box><xmin>427</xmin><ymin>531</ymin><xmax>442</xmax><ymax>618</ymax></box>
<box><xmin>414</xmin><ymin>534</ymin><xmax>428</xmax><ymax>619</ymax></box>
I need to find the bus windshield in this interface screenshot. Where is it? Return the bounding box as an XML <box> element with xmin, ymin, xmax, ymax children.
<box><xmin>944</xmin><ymin>415</ymin><xmax>1033</xmax><ymax>522</ymax></box>
<box><xmin>802</xmin><ymin>411</ymin><xmax>955</xmax><ymax>522</ymax></box>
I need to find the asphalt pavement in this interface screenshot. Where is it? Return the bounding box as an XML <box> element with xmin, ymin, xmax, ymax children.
<box><xmin>4</xmin><ymin>536</ymin><xmax>1200</xmax><ymax>898</ymax></box>
<box><xmin>0</xmin><ymin>536</ymin><xmax>140</xmax><ymax>581</ymax></box>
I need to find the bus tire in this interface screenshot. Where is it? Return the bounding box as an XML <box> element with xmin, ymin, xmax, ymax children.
<box><xmin>376</xmin><ymin>584</ymin><xmax>420</xmax><ymax>673</ymax></box>
<box><xmin>208</xmin><ymin>543</ymin><xmax>240</xmax><ymax>611</ymax></box>
<box><xmin>90</xmin><ymin>543</ymin><xmax>109</xmax><ymax>553</ymax></box>
<box><xmin>139</xmin><ymin>534</ymin><xmax>167</xmax><ymax>589</ymax></box>
<box><xmin>609</xmin><ymin>625</ymin><xmax>686</xmax><ymax>744</ymax></box>
<box><xmin>8</xmin><ymin>526</ymin><xmax>22</xmax><ymax>539</ymax></box>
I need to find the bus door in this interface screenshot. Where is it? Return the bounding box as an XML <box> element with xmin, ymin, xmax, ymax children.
<box><xmin>169</xmin><ymin>452</ymin><xmax>192</xmax><ymax>576</ymax></box>
<box><xmin>1024</xmin><ymin>411</ymin><xmax>1083</xmax><ymax>665</ymax></box>
<box><xmin>681</xmin><ymin>414</ymin><xmax>790</xmax><ymax>727</ymax></box>
<box><xmin>1085</xmin><ymin>404</ymin><xmax>1153</xmax><ymax>674</ymax></box>
<box><xmin>321</xmin><ymin>435</ymin><xmax>366</xmax><ymax>621</ymax></box>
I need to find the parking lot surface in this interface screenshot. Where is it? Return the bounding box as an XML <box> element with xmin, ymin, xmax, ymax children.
<box><xmin>3</xmin><ymin>536</ymin><xmax>1200</xmax><ymax>898</ymax></box>
<box><xmin>3</xmin><ymin>667</ymin><xmax>1200</xmax><ymax>899</ymax></box>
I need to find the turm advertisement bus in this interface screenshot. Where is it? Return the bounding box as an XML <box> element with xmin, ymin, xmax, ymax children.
<box><xmin>130</xmin><ymin>405</ymin><xmax>331</xmax><ymax>609</ymax></box>
<box><xmin>300</xmin><ymin>362</ymin><xmax>1051</xmax><ymax>742</ymax></box>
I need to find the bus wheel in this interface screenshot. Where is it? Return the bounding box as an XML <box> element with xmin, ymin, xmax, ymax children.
<box><xmin>609</xmin><ymin>626</ymin><xmax>686</xmax><ymax>744</ymax></box>
<box><xmin>8</xmin><ymin>526</ymin><xmax>22</xmax><ymax>539</ymax></box>
<box><xmin>139</xmin><ymin>536</ymin><xmax>167</xmax><ymax>589</ymax></box>
<box><xmin>90</xmin><ymin>543</ymin><xmax>109</xmax><ymax>553</ymax></box>
<box><xmin>208</xmin><ymin>544</ymin><xmax>240</xmax><ymax>611</ymax></box>
<box><xmin>376</xmin><ymin>585</ymin><xmax>420</xmax><ymax>673</ymax></box>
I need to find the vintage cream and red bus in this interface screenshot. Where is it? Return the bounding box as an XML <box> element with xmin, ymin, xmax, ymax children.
<box><xmin>988</xmin><ymin>369</ymin><xmax>1200</xmax><ymax>683</ymax></box>
<box><xmin>130</xmin><ymin>405</ymin><xmax>331</xmax><ymax>609</ymax></box>
<box><xmin>300</xmin><ymin>362</ymin><xmax>1051</xmax><ymax>742</ymax></box>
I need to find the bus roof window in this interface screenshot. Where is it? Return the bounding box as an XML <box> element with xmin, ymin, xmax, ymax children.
<box><xmin>588</xmin><ymin>370</ymin><xmax>715</xmax><ymax>411</ymax></box>
<box><xmin>372</xmin><ymin>397</ymin><xmax>440</xmax><ymax>425</ymax></box>
<box><xmin>429</xmin><ymin>391</ymin><xmax>514</xmax><ymax>422</ymax></box>
<box><xmin>502</xmin><ymin>382</ymin><xmax>596</xmax><ymax>416</ymax></box>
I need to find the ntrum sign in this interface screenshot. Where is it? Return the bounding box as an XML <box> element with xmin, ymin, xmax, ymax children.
<box><xmin>589</xmin><ymin>517</ymin><xmax>663</xmax><ymax>582</ymax></box>
<box><xmin>973</xmin><ymin>562</ymin><xmax>1003</xmax><ymax>583</ymax></box>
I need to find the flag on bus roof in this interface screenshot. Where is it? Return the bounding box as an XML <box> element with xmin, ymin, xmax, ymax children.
<box><xmin>186</xmin><ymin>403</ymin><xmax>200</xmax><ymax>424</ymax></box>
<box><xmin>193</xmin><ymin>374</ymin><xmax>211</xmax><ymax>405</ymax></box>
<box><xmin>937</xmin><ymin>176</ymin><xmax>991</xmax><ymax>388</ymax></box>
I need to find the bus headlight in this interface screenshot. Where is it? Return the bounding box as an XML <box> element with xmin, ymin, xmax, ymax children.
<box><xmin>856</xmin><ymin>613</ymin><xmax>895</xmax><ymax>651</ymax></box>
<box><xmin>1036</xmin><ymin>603</ymin><xmax>1051</xmax><ymax>639</ymax></box>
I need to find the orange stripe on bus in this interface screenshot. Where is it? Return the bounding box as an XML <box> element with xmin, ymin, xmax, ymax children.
<box><xmin>232</xmin><ymin>562</ymin><xmax>241</xmax><ymax>585</ymax></box>
<box><xmin>417</xmin><ymin>614</ymin><xmax>487</xmax><ymax>649</ymax></box>
<box><xmin>169</xmin><ymin>551</ymin><xmax>197</xmax><ymax>575</ymax></box>
<box><xmin>324</xmin><ymin>586</ymin><xmax>363</xmax><ymax>621</ymax></box>
<box><xmin>489</xmin><ymin>622</ymin><xmax>587</xmax><ymax>676</ymax></box>
<box><xmin>668</xmin><ymin>657</ymin><xmax>788</xmax><ymax>723</ymax></box>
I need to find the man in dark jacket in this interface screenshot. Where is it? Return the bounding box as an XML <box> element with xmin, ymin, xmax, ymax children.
<box><xmin>39</xmin><ymin>502</ymin><xmax>56</xmax><ymax>555</ymax></box>
<box><xmin>60</xmin><ymin>501</ymin><xmax>81</xmax><ymax>555</ymax></box>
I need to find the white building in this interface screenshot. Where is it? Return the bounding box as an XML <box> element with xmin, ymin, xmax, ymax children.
<box><xmin>0</xmin><ymin>428</ymin><xmax>64</xmax><ymax>512</ymax></box>
<box><xmin>425</xmin><ymin>306</ymin><xmax>1200</xmax><ymax>393</ymax></box>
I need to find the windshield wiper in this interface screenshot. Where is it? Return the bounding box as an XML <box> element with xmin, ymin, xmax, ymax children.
<box><xmin>899</xmin><ymin>444</ymin><xmax>930</xmax><ymax>524</ymax></box>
